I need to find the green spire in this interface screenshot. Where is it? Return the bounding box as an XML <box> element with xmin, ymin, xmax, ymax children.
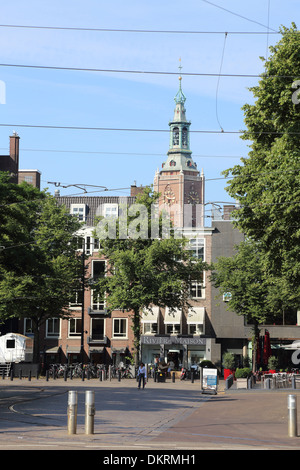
<box><xmin>174</xmin><ymin>59</ymin><xmax>186</xmax><ymax>104</ymax></box>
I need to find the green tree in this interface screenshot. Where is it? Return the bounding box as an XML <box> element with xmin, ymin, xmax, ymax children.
<box><xmin>0</xmin><ymin>173</ymin><xmax>82</xmax><ymax>362</ymax></box>
<box><xmin>211</xmin><ymin>239</ymin><xmax>297</xmax><ymax>371</ymax></box>
<box><xmin>223</xmin><ymin>24</ymin><xmax>300</xmax><ymax>306</ymax></box>
<box><xmin>94</xmin><ymin>187</ymin><xmax>208</xmax><ymax>364</ymax></box>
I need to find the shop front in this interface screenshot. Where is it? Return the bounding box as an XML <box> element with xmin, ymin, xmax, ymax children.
<box><xmin>141</xmin><ymin>335</ymin><xmax>207</xmax><ymax>370</ymax></box>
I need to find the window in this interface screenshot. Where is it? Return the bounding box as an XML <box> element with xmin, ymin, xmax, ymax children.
<box><xmin>103</xmin><ymin>204</ymin><xmax>118</xmax><ymax>219</ymax></box>
<box><xmin>113</xmin><ymin>318</ymin><xmax>127</xmax><ymax>338</ymax></box>
<box><xmin>91</xmin><ymin>260</ymin><xmax>105</xmax><ymax>310</ymax></box>
<box><xmin>188</xmin><ymin>238</ymin><xmax>204</xmax><ymax>261</ymax></box>
<box><xmin>143</xmin><ymin>323</ymin><xmax>158</xmax><ymax>335</ymax></box>
<box><xmin>172</xmin><ymin>127</ymin><xmax>179</xmax><ymax>146</ymax></box>
<box><xmin>6</xmin><ymin>339</ymin><xmax>15</xmax><ymax>349</ymax></box>
<box><xmin>46</xmin><ymin>318</ymin><xmax>60</xmax><ymax>338</ymax></box>
<box><xmin>91</xmin><ymin>318</ymin><xmax>105</xmax><ymax>341</ymax></box>
<box><xmin>69</xmin><ymin>290</ymin><xmax>82</xmax><ymax>308</ymax></box>
<box><xmin>70</xmin><ymin>204</ymin><xmax>86</xmax><ymax>222</ymax></box>
<box><xmin>188</xmin><ymin>324</ymin><xmax>203</xmax><ymax>335</ymax></box>
<box><xmin>69</xmin><ymin>318</ymin><xmax>82</xmax><ymax>337</ymax></box>
<box><xmin>166</xmin><ymin>324</ymin><xmax>181</xmax><ymax>335</ymax></box>
<box><xmin>24</xmin><ymin>318</ymin><xmax>33</xmax><ymax>335</ymax></box>
<box><xmin>182</xmin><ymin>127</ymin><xmax>188</xmax><ymax>147</ymax></box>
<box><xmin>190</xmin><ymin>280</ymin><xmax>204</xmax><ymax>299</ymax></box>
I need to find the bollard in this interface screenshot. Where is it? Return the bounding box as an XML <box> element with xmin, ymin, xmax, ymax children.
<box><xmin>19</xmin><ymin>370</ymin><xmax>22</xmax><ymax>380</ymax></box>
<box><xmin>82</xmin><ymin>370</ymin><xmax>85</xmax><ymax>381</ymax></box>
<box><xmin>67</xmin><ymin>391</ymin><xmax>78</xmax><ymax>435</ymax></box>
<box><xmin>10</xmin><ymin>369</ymin><xmax>13</xmax><ymax>381</ymax></box>
<box><xmin>28</xmin><ymin>370</ymin><xmax>31</xmax><ymax>382</ymax></box>
<box><xmin>118</xmin><ymin>370</ymin><xmax>121</xmax><ymax>382</ymax></box>
<box><xmin>109</xmin><ymin>365</ymin><xmax>112</xmax><ymax>381</ymax></box>
<box><xmin>85</xmin><ymin>390</ymin><xmax>95</xmax><ymax>435</ymax></box>
<box><xmin>288</xmin><ymin>394</ymin><xmax>298</xmax><ymax>437</ymax></box>
<box><xmin>191</xmin><ymin>372</ymin><xmax>194</xmax><ymax>383</ymax></box>
<box><xmin>2</xmin><ymin>370</ymin><xmax>5</xmax><ymax>380</ymax></box>
<box><xmin>64</xmin><ymin>369</ymin><xmax>68</xmax><ymax>382</ymax></box>
<box><xmin>172</xmin><ymin>372</ymin><xmax>175</xmax><ymax>383</ymax></box>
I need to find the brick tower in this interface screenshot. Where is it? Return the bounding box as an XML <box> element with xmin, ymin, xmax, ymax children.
<box><xmin>154</xmin><ymin>66</ymin><xmax>204</xmax><ymax>228</ymax></box>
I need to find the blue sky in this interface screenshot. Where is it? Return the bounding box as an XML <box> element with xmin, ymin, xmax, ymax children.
<box><xmin>0</xmin><ymin>0</ymin><xmax>298</xmax><ymax>224</ymax></box>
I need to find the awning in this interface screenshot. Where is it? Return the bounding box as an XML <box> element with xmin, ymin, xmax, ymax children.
<box><xmin>89</xmin><ymin>347</ymin><xmax>104</xmax><ymax>353</ymax></box>
<box><xmin>45</xmin><ymin>347</ymin><xmax>60</xmax><ymax>353</ymax></box>
<box><xmin>141</xmin><ymin>306</ymin><xmax>159</xmax><ymax>323</ymax></box>
<box><xmin>187</xmin><ymin>307</ymin><xmax>205</xmax><ymax>324</ymax></box>
<box><xmin>67</xmin><ymin>347</ymin><xmax>81</xmax><ymax>354</ymax></box>
<box><xmin>164</xmin><ymin>307</ymin><xmax>182</xmax><ymax>324</ymax></box>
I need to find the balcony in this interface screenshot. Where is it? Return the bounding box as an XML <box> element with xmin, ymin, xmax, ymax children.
<box><xmin>87</xmin><ymin>334</ymin><xmax>108</xmax><ymax>345</ymax></box>
<box><xmin>88</xmin><ymin>307</ymin><xmax>110</xmax><ymax>316</ymax></box>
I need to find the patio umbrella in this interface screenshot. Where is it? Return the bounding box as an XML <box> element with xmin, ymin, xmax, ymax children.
<box><xmin>263</xmin><ymin>330</ymin><xmax>271</xmax><ymax>365</ymax></box>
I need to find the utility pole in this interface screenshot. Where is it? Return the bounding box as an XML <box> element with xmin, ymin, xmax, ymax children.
<box><xmin>81</xmin><ymin>240</ymin><xmax>85</xmax><ymax>364</ymax></box>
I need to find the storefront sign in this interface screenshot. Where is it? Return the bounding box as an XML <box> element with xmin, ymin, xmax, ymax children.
<box><xmin>141</xmin><ymin>336</ymin><xmax>206</xmax><ymax>346</ymax></box>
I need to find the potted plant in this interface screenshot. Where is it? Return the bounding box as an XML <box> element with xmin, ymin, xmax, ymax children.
<box><xmin>222</xmin><ymin>352</ymin><xmax>235</xmax><ymax>380</ymax></box>
<box><xmin>235</xmin><ymin>367</ymin><xmax>252</xmax><ymax>389</ymax></box>
<box><xmin>268</xmin><ymin>356</ymin><xmax>278</xmax><ymax>373</ymax></box>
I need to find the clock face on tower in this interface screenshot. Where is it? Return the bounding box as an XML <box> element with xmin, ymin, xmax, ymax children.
<box><xmin>187</xmin><ymin>189</ymin><xmax>200</xmax><ymax>205</ymax></box>
<box><xmin>163</xmin><ymin>185</ymin><xmax>176</xmax><ymax>205</ymax></box>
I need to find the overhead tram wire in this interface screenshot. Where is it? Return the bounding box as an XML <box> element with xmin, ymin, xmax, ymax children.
<box><xmin>1</xmin><ymin>122</ymin><xmax>300</xmax><ymax>136</ymax></box>
<box><xmin>0</xmin><ymin>24</ymin><xmax>281</xmax><ymax>35</ymax></box>
<box><xmin>0</xmin><ymin>62</ymin><xmax>298</xmax><ymax>79</ymax></box>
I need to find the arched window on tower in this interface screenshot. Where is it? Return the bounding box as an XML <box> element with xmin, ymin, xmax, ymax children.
<box><xmin>173</xmin><ymin>127</ymin><xmax>179</xmax><ymax>146</ymax></box>
<box><xmin>182</xmin><ymin>127</ymin><xmax>188</xmax><ymax>147</ymax></box>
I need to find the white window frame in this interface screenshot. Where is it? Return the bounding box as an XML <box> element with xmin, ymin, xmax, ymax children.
<box><xmin>103</xmin><ymin>203</ymin><xmax>118</xmax><ymax>219</ymax></box>
<box><xmin>165</xmin><ymin>323</ymin><xmax>181</xmax><ymax>335</ymax></box>
<box><xmin>112</xmin><ymin>318</ymin><xmax>128</xmax><ymax>339</ymax></box>
<box><xmin>143</xmin><ymin>322</ymin><xmax>158</xmax><ymax>335</ymax></box>
<box><xmin>68</xmin><ymin>317</ymin><xmax>82</xmax><ymax>338</ymax></box>
<box><xmin>70</xmin><ymin>203</ymin><xmax>86</xmax><ymax>222</ymax></box>
<box><xmin>190</xmin><ymin>279</ymin><xmax>204</xmax><ymax>299</ymax></box>
<box><xmin>188</xmin><ymin>238</ymin><xmax>205</xmax><ymax>261</ymax></box>
<box><xmin>46</xmin><ymin>318</ymin><xmax>60</xmax><ymax>338</ymax></box>
<box><xmin>188</xmin><ymin>323</ymin><xmax>203</xmax><ymax>335</ymax></box>
<box><xmin>91</xmin><ymin>260</ymin><xmax>106</xmax><ymax>311</ymax></box>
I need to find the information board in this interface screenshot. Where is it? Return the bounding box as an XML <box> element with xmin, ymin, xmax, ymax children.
<box><xmin>202</xmin><ymin>368</ymin><xmax>218</xmax><ymax>394</ymax></box>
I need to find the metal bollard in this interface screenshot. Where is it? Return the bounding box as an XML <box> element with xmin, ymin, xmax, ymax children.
<box><xmin>85</xmin><ymin>390</ymin><xmax>95</xmax><ymax>435</ymax></box>
<box><xmin>172</xmin><ymin>372</ymin><xmax>175</xmax><ymax>383</ymax></box>
<box><xmin>109</xmin><ymin>365</ymin><xmax>112</xmax><ymax>381</ymax></box>
<box><xmin>67</xmin><ymin>391</ymin><xmax>78</xmax><ymax>435</ymax></box>
<box><xmin>118</xmin><ymin>370</ymin><xmax>121</xmax><ymax>382</ymax></box>
<box><xmin>28</xmin><ymin>370</ymin><xmax>31</xmax><ymax>382</ymax></box>
<box><xmin>288</xmin><ymin>394</ymin><xmax>298</xmax><ymax>437</ymax></box>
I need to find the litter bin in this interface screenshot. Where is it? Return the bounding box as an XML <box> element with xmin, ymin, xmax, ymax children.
<box><xmin>157</xmin><ymin>371</ymin><xmax>166</xmax><ymax>383</ymax></box>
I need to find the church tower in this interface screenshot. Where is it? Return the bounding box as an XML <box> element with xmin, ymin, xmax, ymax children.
<box><xmin>154</xmin><ymin>65</ymin><xmax>205</xmax><ymax>228</ymax></box>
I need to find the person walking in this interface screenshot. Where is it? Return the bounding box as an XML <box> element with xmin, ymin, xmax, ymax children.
<box><xmin>137</xmin><ymin>362</ymin><xmax>147</xmax><ymax>389</ymax></box>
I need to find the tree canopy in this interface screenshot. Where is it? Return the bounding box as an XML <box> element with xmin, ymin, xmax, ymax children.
<box><xmin>0</xmin><ymin>173</ymin><xmax>82</xmax><ymax>362</ymax></box>
<box><xmin>223</xmin><ymin>24</ymin><xmax>300</xmax><ymax>306</ymax></box>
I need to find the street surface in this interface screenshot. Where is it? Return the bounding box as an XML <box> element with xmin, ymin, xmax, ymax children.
<box><xmin>0</xmin><ymin>376</ymin><xmax>299</xmax><ymax>455</ymax></box>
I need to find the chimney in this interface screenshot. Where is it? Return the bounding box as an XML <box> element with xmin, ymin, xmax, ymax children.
<box><xmin>9</xmin><ymin>131</ymin><xmax>20</xmax><ymax>169</ymax></box>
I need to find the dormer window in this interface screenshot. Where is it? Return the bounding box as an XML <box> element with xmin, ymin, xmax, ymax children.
<box><xmin>70</xmin><ymin>204</ymin><xmax>86</xmax><ymax>222</ymax></box>
<box><xmin>170</xmin><ymin>160</ymin><xmax>176</xmax><ymax>167</ymax></box>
